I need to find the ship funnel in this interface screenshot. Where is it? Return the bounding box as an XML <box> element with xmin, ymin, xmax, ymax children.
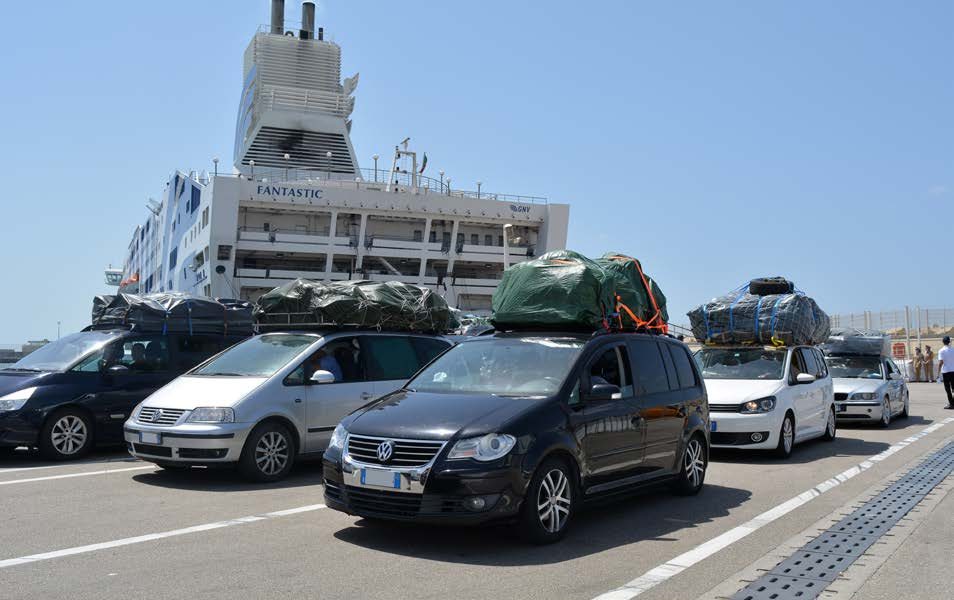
<box><xmin>300</xmin><ymin>1</ymin><xmax>316</xmax><ymax>40</ymax></box>
<box><xmin>270</xmin><ymin>0</ymin><xmax>285</xmax><ymax>35</ymax></box>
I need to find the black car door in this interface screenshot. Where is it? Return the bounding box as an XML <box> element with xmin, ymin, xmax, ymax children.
<box><xmin>575</xmin><ymin>342</ymin><xmax>646</xmax><ymax>487</ymax></box>
<box><xmin>628</xmin><ymin>338</ymin><xmax>685</xmax><ymax>475</ymax></box>
<box><xmin>81</xmin><ymin>335</ymin><xmax>177</xmax><ymax>442</ymax></box>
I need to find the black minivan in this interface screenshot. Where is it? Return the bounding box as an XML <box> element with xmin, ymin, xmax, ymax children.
<box><xmin>323</xmin><ymin>331</ymin><xmax>709</xmax><ymax>543</ymax></box>
<box><xmin>0</xmin><ymin>328</ymin><xmax>246</xmax><ymax>459</ymax></box>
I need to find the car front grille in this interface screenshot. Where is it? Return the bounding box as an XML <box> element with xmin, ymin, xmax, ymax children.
<box><xmin>834</xmin><ymin>393</ymin><xmax>849</xmax><ymax>401</ymax></box>
<box><xmin>346</xmin><ymin>434</ymin><xmax>445</xmax><ymax>467</ymax></box>
<box><xmin>344</xmin><ymin>486</ymin><xmax>423</xmax><ymax>517</ymax></box>
<box><xmin>137</xmin><ymin>407</ymin><xmax>187</xmax><ymax>426</ymax></box>
<box><xmin>709</xmin><ymin>403</ymin><xmax>741</xmax><ymax>413</ymax></box>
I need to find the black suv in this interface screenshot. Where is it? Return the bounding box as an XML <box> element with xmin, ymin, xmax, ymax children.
<box><xmin>323</xmin><ymin>331</ymin><xmax>709</xmax><ymax>543</ymax></box>
<box><xmin>0</xmin><ymin>328</ymin><xmax>246</xmax><ymax>460</ymax></box>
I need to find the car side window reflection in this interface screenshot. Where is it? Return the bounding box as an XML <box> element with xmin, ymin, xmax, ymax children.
<box><xmin>588</xmin><ymin>346</ymin><xmax>633</xmax><ymax>399</ymax></box>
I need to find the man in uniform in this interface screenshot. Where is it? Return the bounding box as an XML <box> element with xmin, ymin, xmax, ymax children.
<box><xmin>924</xmin><ymin>345</ymin><xmax>935</xmax><ymax>382</ymax></box>
<box><xmin>913</xmin><ymin>347</ymin><xmax>924</xmax><ymax>382</ymax></box>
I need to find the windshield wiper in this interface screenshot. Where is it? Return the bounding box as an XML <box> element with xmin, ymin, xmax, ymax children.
<box><xmin>1</xmin><ymin>367</ymin><xmax>42</xmax><ymax>373</ymax></box>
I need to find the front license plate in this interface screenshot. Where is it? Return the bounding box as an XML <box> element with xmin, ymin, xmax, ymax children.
<box><xmin>710</xmin><ymin>420</ymin><xmax>717</xmax><ymax>432</ymax></box>
<box><xmin>360</xmin><ymin>468</ymin><xmax>401</xmax><ymax>489</ymax></box>
<box><xmin>837</xmin><ymin>404</ymin><xmax>846</xmax><ymax>413</ymax></box>
<box><xmin>139</xmin><ymin>431</ymin><xmax>161</xmax><ymax>444</ymax></box>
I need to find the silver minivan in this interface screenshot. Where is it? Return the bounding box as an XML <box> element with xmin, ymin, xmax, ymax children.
<box><xmin>123</xmin><ymin>330</ymin><xmax>451</xmax><ymax>481</ymax></box>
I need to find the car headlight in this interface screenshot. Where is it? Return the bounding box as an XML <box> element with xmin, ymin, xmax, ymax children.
<box><xmin>328</xmin><ymin>424</ymin><xmax>346</xmax><ymax>451</ymax></box>
<box><xmin>740</xmin><ymin>396</ymin><xmax>776</xmax><ymax>414</ymax></box>
<box><xmin>849</xmin><ymin>392</ymin><xmax>878</xmax><ymax>400</ymax></box>
<box><xmin>447</xmin><ymin>433</ymin><xmax>516</xmax><ymax>462</ymax></box>
<box><xmin>186</xmin><ymin>407</ymin><xmax>234</xmax><ymax>423</ymax></box>
<box><xmin>0</xmin><ymin>386</ymin><xmax>36</xmax><ymax>412</ymax></box>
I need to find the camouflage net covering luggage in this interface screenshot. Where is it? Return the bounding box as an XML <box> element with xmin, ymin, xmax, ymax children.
<box><xmin>688</xmin><ymin>279</ymin><xmax>830</xmax><ymax>347</ymax></box>
<box><xmin>91</xmin><ymin>293</ymin><xmax>254</xmax><ymax>335</ymax></box>
<box><xmin>491</xmin><ymin>250</ymin><xmax>669</xmax><ymax>333</ymax></box>
<box><xmin>820</xmin><ymin>327</ymin><xmax>892</xmax><ymax>356</ymax></box>
<box><xmin>255</xmin><ymin>279</ymin><xmax>457</xmax><ymax>333</ymax></box>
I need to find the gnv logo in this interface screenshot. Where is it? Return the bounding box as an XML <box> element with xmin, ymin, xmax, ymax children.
<box><xmin>510</xmin><ymin>204</ymin><xmax>531</xmax><ymax>213</ymax></box>
<box><xmin>376</xmin><ymin>440</ymin><xmax>395</xmax><ymax>463</ymax></box>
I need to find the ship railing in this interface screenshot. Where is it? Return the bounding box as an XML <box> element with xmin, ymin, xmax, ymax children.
<box><xmin>221</xmin><ymin>167</ymin><xmax>548</xmax><ymax>205</ymax></box>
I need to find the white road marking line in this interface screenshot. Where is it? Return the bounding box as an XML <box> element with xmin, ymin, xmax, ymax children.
<box><xmin>0</xmin><ymin>458</ymin><xmax>141</xmax><ymax>475</ymax></box>
<box><xmin>593</xmin><ymin>417</ymin><xmax>954</xmax><ymax>600</ymax></box>
<box><xmin>0</xmin><ymin>465</ymin><xmax>155</xmax><ymax>486</ymax></box>
<box><xmin>0</xmin><ymin>504</ymin><xmax>327</xmax><ymax>569</ymax></box>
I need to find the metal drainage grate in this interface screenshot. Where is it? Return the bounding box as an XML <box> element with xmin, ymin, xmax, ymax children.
<box><xmin>732</xmin><ymin>441</ymin><xmax>954</xmax><ymax>600</ymax></box>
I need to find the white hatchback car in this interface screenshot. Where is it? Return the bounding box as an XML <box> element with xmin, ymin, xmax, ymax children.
<box><xmin>124</xmin><ymin>330</ymin><xmax>451</xmax><ymax>481</ymax></box>
<box><xmin>695</xmin><ymin>345</ymin><xmax>836</xmax><ymax>457</ymax></box>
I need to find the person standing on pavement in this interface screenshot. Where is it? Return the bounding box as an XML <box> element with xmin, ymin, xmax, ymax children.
<box><xmin>913</xmin><ymin>347</ymin><xmax>924</xmax><ymax>382</ymax></box>
<box><xmin>939</xmin><ymin>337</ymin><xmax>954</xmax><ymax>408</ymax></box>
<box><xmin>924</xmin><ymin>345</ymin><xmax>935</xmax><ymax>382</ymax></box>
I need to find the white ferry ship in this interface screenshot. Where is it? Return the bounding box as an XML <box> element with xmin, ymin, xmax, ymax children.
<box><xmin>113</xmin><ymin>1</ymin><xmax>569</xmax><ymax>313</ymax></box>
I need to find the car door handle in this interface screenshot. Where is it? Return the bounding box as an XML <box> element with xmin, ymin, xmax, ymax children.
<box><xmin>361</xmin><ymin>392</ymin><xmax>373</xmax><ymax>400</ymax></box>
<box><xmin>631</xmin><ymin>415</ymin><xmax>643</xmax><ymax>426</ymax></box>
<box><xmin>294</xmin><ymin>398</ymin><xmax>302</xmax><ymax>404</ymax></box>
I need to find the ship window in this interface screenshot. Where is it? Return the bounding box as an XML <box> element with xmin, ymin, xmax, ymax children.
<box><xmin>457</xmin><ymin>233</ymin><xmax>464</xmax><ymax>244</ymax></box>
<box><xmin>471</xmin><ymin>234</ymin><xmax>479</xmax><ymax>245</ymax></box>
<box><xmin>190</xmin><ymin>187</ymin><xmax>200</xmax><ymax>213</ymax></box>
<box><xmin>485</xmin><ymin>234</ymin><xmax>493</xmax><ymax>246</ymax></box>
<box><xmin>169</xmin><ymin>248</ymin><xmax>178</xmax><ymax>269</ymax></box>
<box><xmin>429</xmin><ymin>231</ymin><xmax>437</xmax><ymax>243</ymax></box>
<box><xmin>498</xmin><ymin>235</ymin><xmax>504</xmax><ymax>246</ymax></box>
<box><xmin>263</xmin><ymin>222</ymin><xmax>270</xmax><ymax>232</ymax></box>
<box><xmin>217</xmin><ymin>245</ymin><xmax>232</xmax><ymax>260</ymax></box>
<box><xmin>413</xmin><ymin>230</ymin><xmax>423</xmax><ymax>242</ymax></box>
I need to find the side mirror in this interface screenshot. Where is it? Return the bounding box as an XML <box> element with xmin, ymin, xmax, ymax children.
<box><xmin>795</xmin><ymin>373</ymin><xmax>816</xmax><ymax>385</ymax></box>
<box><xmin>309</xmin><ymin>369</ymin><xmax>335</xmax><ymax>385</ymax></box>
<box><xmin>889</xmin><ymin>372</ymin><xmax>902</xmax><ymax>381</ymax></box>
<box><xmin>585</xmin><ymin>383</ymin><xmax>621</xmax><ymax>402</ymax></box>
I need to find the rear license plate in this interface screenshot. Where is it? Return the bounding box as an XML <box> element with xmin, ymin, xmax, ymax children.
<box><xmin>139</xmin><ymin>431</ymin><xmax>161</xmax><ymax>444</ymax></box>
<box><xmin>710</xmin><ymin>420</ymin><xmax>717</xmax><ymax>432</ymax></box>
<box><xmin>360</xmin><ymin>468</ymin><xmax>401</xmax><ymax>489</ymax></box>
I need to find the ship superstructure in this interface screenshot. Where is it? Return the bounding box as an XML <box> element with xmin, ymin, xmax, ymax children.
<box><xmin>116</xmin><ymin>1</ymin><xmax>569</xmax><ymax>313</ymax></box>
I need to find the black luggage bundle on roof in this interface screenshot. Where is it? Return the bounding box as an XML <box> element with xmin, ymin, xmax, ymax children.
<box><xmin>688</xmin><ymin>277</ymin><xmax>830</xmax><ymax>347</ymax></box>
<box><xmin>490</xmin><ymin>250</ymin><xmax>669</xmax><ymax>334</ymax></box>
<box><xmin>254</xmin><ymin>279</ymin><xmax>457</xmax><ymax>334</ymax></box>
<box><xmin>91</xmin><ymin>293</ymin><xmax>254</xmax><ymax>336</ymax></box>
<box><xmin>820</xmin><ymin>327</ymin><xmax>892</xmax><ymax>357</ymax></box>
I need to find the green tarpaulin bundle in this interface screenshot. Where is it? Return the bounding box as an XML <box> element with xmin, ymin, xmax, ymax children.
<box><xmin>255</xmin><ymin>279</ymin><xmax>457</xmax><ymax>333</ymax></box>
<box><xmin>490</xmin><ymin>250</ymin><xmax>669</xmax><ymax>332</ymax></box>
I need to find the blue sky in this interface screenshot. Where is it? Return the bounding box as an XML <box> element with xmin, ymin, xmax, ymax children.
<box><xmin>1</xmin><ymin>0</ymin><xmax>951</xmax><ymax>343</ymax></box>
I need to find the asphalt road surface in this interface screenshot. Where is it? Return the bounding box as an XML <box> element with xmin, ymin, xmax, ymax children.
<box><xmin>2</xmin><ymin>384</ymin><xmax>953</xmax><ymax>600</ymax></box>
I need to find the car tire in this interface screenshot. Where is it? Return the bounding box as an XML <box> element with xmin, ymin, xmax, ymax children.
<box><xmin>879</xmin><ymin>396</ymin><xmax>892</xmax><ymax>428</ymax></box>
<box><xmin>39</xmin><ymin>408</ymin><xmax>93</xmax><ymax>460</ymax></box>
<box><xmin>519</xmin><ymin>457</ymin><xmax>576</xmax><ymax>544</ymax></box>
<box><xmin>822</xmin><ymin>405</ymin><xmax>837</xmax><ymax>441</ymax></box>
<box><xmin>774</xmin><ymin>412</ymin><xmax>795</xmax><ymax>459</ymax></box>
<box><xmin>239</xmin><ymin>421</ymin><xmax>296</xmax><ymax>482</ymax></box>
<box><xmin>900</xmin><ymin>392</ymin><xmax>910</xmax><ymax>419</ymax></box>
<box><xmin>670</xmin><ymin>434</ymin><xmax>707</xmax><ymax>496</ymax></box>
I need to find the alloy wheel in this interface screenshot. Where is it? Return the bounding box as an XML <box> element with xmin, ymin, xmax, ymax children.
<box><xmin>537</xmin><ymin>468</ymin><xmax>571</xmax><ymax>534</ymax></box>
<box><xmin>51</xmin><ymin>415</ymin><xmax>88</xmax><ymax>456</ymax></box>
<box><xmin>882</xmin><ymin>398</ymin><xmax>891</xmax><ymax>426</ymax></box>
<box><xmin>827</xmin><ymin>409</ymin><xmax>836</xmax><ymax>436</ymax></box>
<box><xmin>684</xmin><ymin>438</ymin><xmax>706</xmax><ymax>488</ymax></box>
<box><xmin>782</xmin><ymin>417</ymin><xmax>794</xmax><ymax>454</ymax></box>
<box><xmin>255</xmin><ymin>431</ymin><xmax>289</xmax><ymax>476</ymax></box>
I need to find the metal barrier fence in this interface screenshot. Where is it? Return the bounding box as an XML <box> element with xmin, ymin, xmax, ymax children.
<box><xmin>829</xmin><ymin>307</ymin><xmax>954</xmax><ymax>337</ymax></box>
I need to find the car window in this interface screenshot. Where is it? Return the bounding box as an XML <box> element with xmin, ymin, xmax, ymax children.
<box><xmin>814</xmin><ymin>349</ymin><xmax>828</xmax><ymax>378</ymax></box>
<box><xmin>567</xmin><ymin>378</ymin><xmax>581</xmax><ymax>406</ymax></box>
<box><xmin>658</xmin><ymin>342</ymin><xmax>678</xmax><ymax>390</ymax></box>
<box><xmin>363</xmin><ymin>336</ymin><xmax>420</xmax><ymax>381</ymax></box>
<box><xmin>669</xmin><ymin>345</ymin><xmax>698</xmax><ymax>389</ymax></box>
<box><xmin>589</xmin><ymin>346</ymin><xmax>633</xmax><ymax>398</ymax></box>
<box><xmin>788</xmin><ymin>349</ymin><xmax>806</xmax><ymax>384</ymax></box>
<box><xmin>175</xmin><ymin>336</ymin><xmax>229</xmax><ymax>371</ymax></box>
<box><xmin>627</xmin><ymin>339</ymin><xmax>670</xmax><ymax>396</ymax></box>
<box><xmin>411</xmin><ymin>337</ymin><xmax>451</xmax><ymax>367</ymax></box>
<box><xmin>799</xmin><ymin>349</ymin><xmax>818</xmax><ymax>381</ymax></box>
<box><xmin>80</xmin><ymin>337</ymin><xmax>170</xmax><ymax>373</ymax></box>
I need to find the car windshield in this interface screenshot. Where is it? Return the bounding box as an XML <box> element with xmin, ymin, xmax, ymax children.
<box><xmin>695</xmin><ymin>348</ymin><xmax>786</xmax><ymax>380</ymax></box>
<box><xmin>408</xmin><ymin>337</ymin><xmax>585</xmax><ymax>396</ymax></box>
<box><xmin>191</xmin><ymin>334</ymin><xmax>316</xmax><ymax>377</ymax></box>
<box><xmin>2</xmin><ymin>331</ymin><xmax>119</xmax><ymax>373</ymax></box>
<box><xmin>825</xmin><ymin>355</ymin><xmax>884</xmax><ymax>379</ymax></box>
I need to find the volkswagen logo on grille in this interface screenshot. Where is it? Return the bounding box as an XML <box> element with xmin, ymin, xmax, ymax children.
<box><xmin>376</xmin><ymin>440</ymin><xmax>395</xmax><ymax>463</ymax></box>
<box><xmin>154</xmin><ymin>409</ymin><xmax>164</xmax><ymax>422</ymax></box>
